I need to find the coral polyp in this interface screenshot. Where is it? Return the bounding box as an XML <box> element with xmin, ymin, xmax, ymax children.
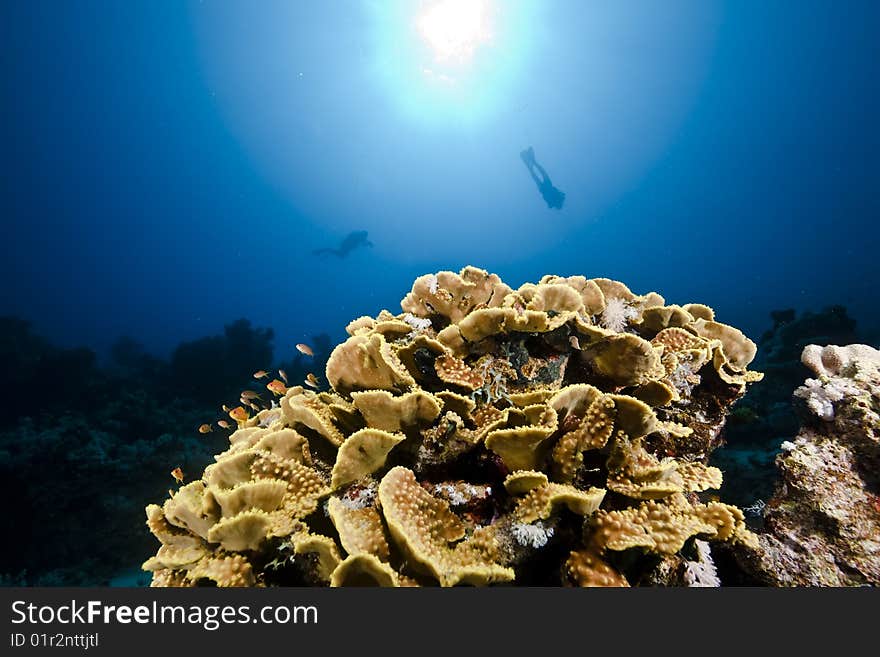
<box><xmin>144</xmin><ymin>266</ymin><xmax>762</xmax><ymax>586</ymax></box>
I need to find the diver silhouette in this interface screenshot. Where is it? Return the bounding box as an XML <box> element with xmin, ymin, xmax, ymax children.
<box><xmin>520</xmin><ymin>147</ymin><xmax>565</xmax><ymax>209</ymax></box>
<box><xmin>312</xmin><ymin>230</ymin><xmax>374</xmax><ymax>258</ymax></box>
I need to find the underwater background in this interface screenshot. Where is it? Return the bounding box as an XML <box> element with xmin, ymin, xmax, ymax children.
<box><xmin>1</xmin><ymin>0</ymin><xmax>877</xmax><ymax>585</ymax></box>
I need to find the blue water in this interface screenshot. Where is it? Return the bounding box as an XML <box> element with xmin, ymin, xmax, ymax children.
<box><xmin>3</xmin><ymin>0</ymin><xmax>878</xmax><ymax>360</ymax></box>
<box><xmin>1</xmin><ymin>1</ymin><xmax>878</xmax><ymax>584</ymax></box>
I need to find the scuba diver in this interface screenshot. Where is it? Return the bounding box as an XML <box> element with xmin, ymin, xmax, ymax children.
<box><xmin>312</xmin><ymin>230</ymin><xmax>374</xmax><ymax>258</ymax></box>
<box><xmin>520</xmin><ymin>146</ymin><xmax>565</xmax><ymax>209</ymax></box>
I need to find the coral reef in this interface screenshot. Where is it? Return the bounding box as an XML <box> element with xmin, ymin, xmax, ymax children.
<box><xmin>735</xmin><ymin>306</ymin><xmax>859</xmax><ymax>436</ymax></box>
<box><xmin>0</xmin><ymin>316</ymin><xmax>326</xmax><ymax>586</ymax></box>
<box><xmin>0</xmin><ymin>316</ymin><xmax>103</xmax><ymax>420</ymax></box>
<box><xmin>710</xmin><ymin>306</ymin><xmax>862</xmax><ymax>509</ymax></box>
<box><xmin>144</xmin><ymin>267</ymin><xmax>763</xmax><ymax>587</ymax></box>
<box><xmin>171</xmin><ymin>319</ymin><xmax>276</xmax><ymax>404</ymax></box>
<box><xmin>733</xmin><ymin>344</ymin><xmax>880</xmax><ymax>586</ymax></box>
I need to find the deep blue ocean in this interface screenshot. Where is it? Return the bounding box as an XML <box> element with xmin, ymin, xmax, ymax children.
<box><xmin>1</xmin><ymin>1</ymin><xmax>877</xmax><ymax>585</ymax></box>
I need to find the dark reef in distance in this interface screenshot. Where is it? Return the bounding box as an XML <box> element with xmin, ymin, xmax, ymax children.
<box><xmin>0</xmin><ymin>316</ymin><xmax>331</xmax><ymax>585</ymax></box>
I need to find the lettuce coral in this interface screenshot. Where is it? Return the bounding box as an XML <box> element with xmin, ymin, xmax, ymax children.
<box><xmin>144</xmin><ymin>267</ymin><xmax>762</xmax><ymax>587</ymax></box>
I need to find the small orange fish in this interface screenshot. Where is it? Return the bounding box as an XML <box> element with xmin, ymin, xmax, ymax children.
<box><xmin>253</xmin><ymin>370</ymin><xmax>269</xmax><ymax>379</ymax></box>
<box><xmin>222</xmin><ymin>404</ymin><xmax>231</xmax><ymax>413</ymax></box>
<box><xmin>171</xmin><ymin>467</ymin><xmax>184</xmax><ymax>483</ymax></box>
<box><xmin>217</xmin><ymin>420</ymin><xmax>232</xmax><ymax>429</ymax></box>
<box><xmin>240</xmin><ymin>390</ymin><xmax>261</xmax><ymax>400</ymax></box>
<box><xmin>296</xmin><ymin>343</ymin><xmax>314</xmax><ymax>357</ymax></box>
<box><xmin>245</xmin><ymin>401</ymin><xmax>261</xmax><ymax>412</ymax></box>
<box><xmin>267</xmin><ymin>379</ymin><xmax>287</xmax><ymax>396</ymax></box>
<box><xmin>304</xmin><ymin>373</ymin><xmax>320</xmax><ymax>388</ymax></box>
<box><xmin>569</xmin><ymin>336</ymin><xmax>581</xmax><ymax>350</ymax></box>
<box><xmin>229</xmin><ymin>406</ymin><xmax>249</xmax><ymax>423</ymax></box>
<box><xmin>278</xmin><ymin>369</ymin><xmax>288</xmax><ymax>384</ymax></box>
<box><xmin>198</xmin><ymin>423</ymin><xmax>213</xmax><ymax>434</ymax></box>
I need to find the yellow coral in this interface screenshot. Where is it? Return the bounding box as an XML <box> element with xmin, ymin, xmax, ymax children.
<box><xmin>142</xmin><ymin>505</ymin><xmax>206</xmax><ymax>571</ymax></box>
<box><xmin>434</xmin><ymin>354</ymin><xmax>484</xmax><ymax>390</ymax></box>
<box><xmin>485</xmin><ymin>405</ymin><xmax>558</xmax><ymax>471</ymax></box>
<box><xmin>539</xmin><ymin>275</ymin><xmax>606</xmax><ymax>315</ymax></box>
<box><xmin>513</xmin><ymin>482</ymin><xmax>606</xmax><ymax>523</ymax></box>
<box><xmin>589</xmin><ymin>494</ymin><xmax>751</xmax><ymax>555</ymax></box>
<box><xmin>593</xmin><ymin>334</ymin><xmax>666</xmax><ymax>386</ymax></box>
<box><xmin>207</xmin><ymin>511</ymin><xmax>273</xmax><ymax>552</ymax></box>
<box><xmin>351</xmin><ymin>390</ymin><xmax>442</xmax><ymax>432</ymax></box>
<box><xmin>689</xmin><ymin>319</ymin><xmax>757</xmax><ymax>370</ymax></box>
<box><xmin>291</xmin><ymin>533</ymin><xmax>342</xmax><ymax>583</ymax></box>
<box><xmin>378</xmin><ymin>467</ymin><xmax>514</xmax><ymax>586</ymax></box>
<box><xmin>401</xmin><ymin>266</ymin><xmax>512</xmax><ymax>324</ymax></box>
<box><xmin>249</xmin><ymin>428</ymin><xmax>312</xmax><ymax>463</ymax></box>
<box><xmin>565</xmin><ymin>549</ymin><xmax>629</xmax><ymax>587</ymax></box>
<box><xmin>436</xmin><ymin>390</ymin><xmax>477</xmax><ymax>418</ymax></box>
<box><xmin>186</xmin><ymin>554</ymin><xmax>255</xmax><ymax>587</ymax></box>
<box><xmin>682</xmin><ymin>303</ymin><xmax>714</xmax><ymax>321</ymax></box>
<box><xmin>631</xmin><ymin>380</ymin><xmax>677</xmax><ymax>406</ymax></box>
<box><xmin>281</xmin><ymin>391</ymin><xmax>346</xmax><ymax>446</ymax></box>
<box><xmin>592</xmin><ymin>278</ymin><xmax>637</xmax><ymax>304</ymax></box>
<box><xmin>637</xmin><ymin>305</ymin><xmax>694</xmax><ymax>333</ymax></box>
<box><xmin>522</xmin><ymin>282</ymin><xmax>586</xmax><ymax>314</ymax></box>
<box><xmin>208</xmin><ymin>480</ymin><xmax>288</xmax><ymax>518</ymax></box>
<box><xmin>330</xmin><ymin>429</ymin><xmax>405</xmax><ymax>489</ymax></box>
<box><xmin>327</xmin><ymin>497</ymin><xmax>391</xmax><ymax>561</ymax></box>
<box><xmin>503</xmin><ymin>470</ymin><xmax>549</xmax><ymax>494</ymax></box>
<box><xmin>330</xmin><ymin>554</ymin><xmax>399</xmax><ymax>587</ymax></box>
<box><xmin>144</xmin><ymin>267</ymin><xmax>762</xmax><ymax>587</ymax></box>
<box><xmin>549</xmin><ymin>393</ymin><xmax>617</xmax><ymax>482</ymax></box>
<box><xmin>652</xmin><ymin>327</ymin><xmax>708</xmax><ymax>353</ymax></box>
<box><xmin>326</xmin><ymin>333</ymin><xmax>415</xmax><ymax>394</ymax></box>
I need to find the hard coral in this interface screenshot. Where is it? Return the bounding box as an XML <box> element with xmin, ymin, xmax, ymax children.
<box><xmin>734</xmin><ymin>344</ymin><xmax>880</xmax><ymax>586</ymax></box>
<box><xmin>144</xmin><ymin>267</ymin><xmax>762</xmax><ymax>586</ymax></box>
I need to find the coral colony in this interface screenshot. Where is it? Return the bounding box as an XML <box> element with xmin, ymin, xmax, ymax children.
<box><xmin>143</xmin><ymin>266</ymin><xmax>773</xmax><ymax>586</ymax></box>
<box><xmin>737</xmin><ymin>344</ymin><xmax>880</xmax><ymax>586</ymax></box>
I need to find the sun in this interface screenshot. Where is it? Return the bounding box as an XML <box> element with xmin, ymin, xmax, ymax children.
<box><xmin>417</xmin><ymin>0</ymin><xmax>494</xmax><ymax>64</ymax></box>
